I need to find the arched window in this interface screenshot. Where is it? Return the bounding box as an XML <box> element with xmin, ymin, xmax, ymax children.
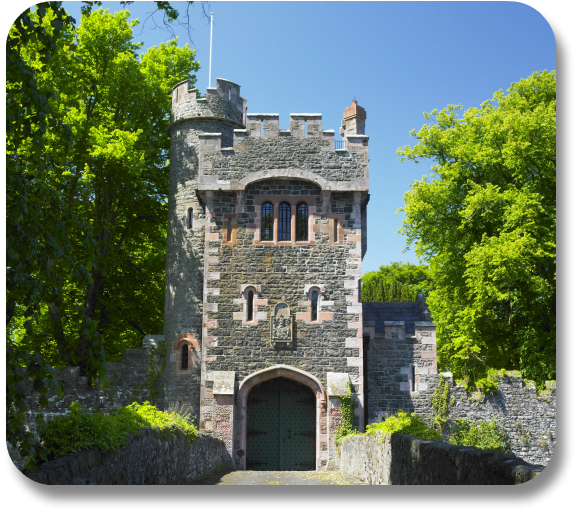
<box><xmin>311</xmin><ymin>289</ymin><xmax>318</xmax><ymax>322</ymax></box>
<box><xmin>278</xmin><ymin>202</ymin><xmax>291</xmax><ymax>241</ymax></box>
<box><xmin>296</xmin><ymin>202</ymin><xmax>308</xmax><ymax>241</ymax></box>
<box><xmin>247</xmin><ymin>289</ymin><xmax>254</xmax><ymax>321</ymax></box>
<box><xmin>187</xmin><ymin>208</ymin><xmax>193</xmax><ymax>229</ymax></box>
<box><xmin>181</xmin><ymin>344</ymin><xmax>188</xmax><ymax>370</ymax></box>
<box><xmin>261</xmin><ymin>202</ymin><xmax>273</xmax><ymax>241</ymax></box>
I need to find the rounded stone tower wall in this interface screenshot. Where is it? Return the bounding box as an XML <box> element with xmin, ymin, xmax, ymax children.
<box><xmin>162</xmin><ymin>78</ymin><xmax>246</xmax><ymax>419</ymax></box>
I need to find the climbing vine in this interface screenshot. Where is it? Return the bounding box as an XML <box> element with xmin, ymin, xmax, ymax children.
<box><xmin>146</xmin><ymin>341</ymin><xmax>167</xmax><ymax>405</ymax></box>
<box><xmin>430</xmin><ymin>375</ymin><xmax>454</xmax><ymax>435</ymax></box>
<box><xmin>334</xmin><ymin>381</ymin><xmax>360</xmax><ymax>451</ymax></box>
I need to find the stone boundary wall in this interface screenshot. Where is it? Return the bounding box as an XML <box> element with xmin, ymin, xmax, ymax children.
<box><xmin>340</xmin><ymin>433</ymin><xmax>544</xmax><ymax>485</ymax></box>
<box><xmin>442</xmin><ymin>373</ymin><xmax>556</xmax><ymax>466</ymax></box>
<box><xmin>22</xmin><ymin>428</ymin><xmax>224</xmax><ymax>485</ymax></box>
<box><xmin>17</xmin><ymin>341</ymin><xmax>166</xmax><ymax>439</ymax></box>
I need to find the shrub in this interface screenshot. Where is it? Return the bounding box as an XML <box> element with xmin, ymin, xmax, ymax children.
<box><xmin>449</xmin><ymin>418</ymin><xmax>509</xmax><ymax>452</ymax></box>
<box><xmin>365</xmin><ymin>411</ymin><xmax>442</xmax><ymax>440</ymax></box>
<box><xmin>26</xmin><ymin>401</ymin><xmax>198</xmax><ymax>470</ymax></box>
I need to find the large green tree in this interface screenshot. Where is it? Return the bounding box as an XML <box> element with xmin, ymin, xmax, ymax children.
<box><xmin>7</xmin><ymin>3</ymin><xmax>200</xmax><ymax>460</ymax></box>
<box><xmin>397</xmin><ymin>71</ymin><xmax>556</xmax><ymax>388</ymax></box>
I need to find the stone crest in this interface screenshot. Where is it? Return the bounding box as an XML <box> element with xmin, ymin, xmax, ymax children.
<box><xmin>270</xmin><ymin>302</ymin><xmax>293</xmax><ymax>346</ymax></box>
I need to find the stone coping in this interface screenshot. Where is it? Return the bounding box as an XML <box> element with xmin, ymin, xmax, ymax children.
<box><xmin>345</xmin><ymin>134</ymin><xmax>370</xmax><ymax>139</ymax></box>
<box><xmin>290</xmin><ymin>113</ymin><xmax>322</xmax><ymax>117</ymax></box>
<box><xmin>216</xmin><ymin>77</ymin><xmax>241</xmax><ymax>87</ymax></box>
<box><xmin>414</xmin><ymin>321</ymin><xmax>436</xmax><ymax>327</ymax></box>
<box><xmin>246</xmin><ymin>113</ymin><xmax>280</xmax><ymax>117</ymax></box>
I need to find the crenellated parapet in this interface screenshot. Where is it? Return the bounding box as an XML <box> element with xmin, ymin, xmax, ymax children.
<box><xmin>195</xmin><ymin>110</ymin><xmax>369</xmax><ymax>191</ymax></box>
<box><xmin>169</xmin><ymin>77</ymin><xmax>246</xmax><ymax>132</ymax></box>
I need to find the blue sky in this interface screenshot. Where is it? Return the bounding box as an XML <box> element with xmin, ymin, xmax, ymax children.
<box><xmin>14</xmin><ymin>1</ymin><xmax>557</xmax><ymax>274</ymax></box>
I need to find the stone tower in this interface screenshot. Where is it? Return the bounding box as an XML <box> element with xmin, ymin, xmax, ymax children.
<box><xmin>164</xmin><ymin>79</ymin><xmax>370</xmax><ymax>470</ymax></box>
<box><xmin>163</xmin><ymin>78</ymin><xmax>247</xmax><ymax>423</ymax></box>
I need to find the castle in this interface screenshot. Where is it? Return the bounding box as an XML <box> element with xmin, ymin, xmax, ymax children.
<box><xmin>154</xmin><ymin>77</ymin><xmax>438</xmax><ymax>470</ymax></box>
<box><xmin>15</xmin><ymin>77</ymin><xmax>554</xmax><ymax>474</ymax></box>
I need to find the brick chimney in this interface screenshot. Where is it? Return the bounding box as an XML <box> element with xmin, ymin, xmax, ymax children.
<box><xmin>340</xmin><ymin>97</ymin><xmax>366</xmax><ymax>137</ymax></box>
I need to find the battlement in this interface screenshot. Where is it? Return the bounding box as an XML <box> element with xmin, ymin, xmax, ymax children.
<box><xmin>170</xmin><ymin>77</ymin><xmax>246</xmax><ymax>129</ymax></box>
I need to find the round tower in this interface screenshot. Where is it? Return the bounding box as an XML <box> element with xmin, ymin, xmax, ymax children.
<box><xmin>163</xmin><ymin>77</ymin><xmax>246</xmax><ymax>418</ymax></box>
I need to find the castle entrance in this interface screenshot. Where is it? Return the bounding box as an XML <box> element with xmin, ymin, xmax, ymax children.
<box><xmin>246</xmin><ymin>377</ymin><xmax>316</xmax><ymax>470</ymax></box>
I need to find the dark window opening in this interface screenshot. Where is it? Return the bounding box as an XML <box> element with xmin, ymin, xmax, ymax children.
<box><xmin>279</xmin><ymin>202</ymin><xmax>291</xmax><ymax>241</ymax></box>
<box><xmin>410</xmin><ymin>365</ymin><xmax>416</xmax><ymax>392</ymax></box>
<box><xmin>261</xmin><ymin>202</ymin><xmax>273</xmax><ymax>240</ymax></box>
<box><xmin>187</xmin><ymin>208</ymin><xmax>193</xmax><ymax>229</ymax></box>
<box><xmin>181</xmin><ymin>344</ymin><xmax>188</xmax><ymax>371</ymax></box>
<box><xmin>333</xmin><ymin>218</ymin><xmax>339</xmax><ymax>242</ymax></box>
<box><xmin>311</xmin><ymin>290</ymin><xmax>318</xmax><ymax>322</ymax></box>
<box><xmin>247</xmin><ymin>290</ymin><xmax>254</xmax><ymax>321</ymax></box>
<box><xmin>296</xmin><ymin>202</ymin><xmax>308</xmax><ymax>241</ymax></box>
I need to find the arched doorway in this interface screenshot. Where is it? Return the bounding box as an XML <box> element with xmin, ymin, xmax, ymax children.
<box><xmin>246</xmin><ymin>377</ymin><xmax>316</xmax><ymax>470</ymax></box>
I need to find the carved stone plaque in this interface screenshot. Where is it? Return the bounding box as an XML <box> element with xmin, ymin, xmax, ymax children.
<box><xmin>270</xmin><ymin>302</ymin><xmax>293</xmax><ymax>347</ymax></box>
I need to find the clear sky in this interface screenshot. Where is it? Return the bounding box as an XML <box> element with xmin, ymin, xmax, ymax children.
<box><xmin>13</xmin><ymin>1</ymin><xmax>557</xmax><ymax>274</ymax></box>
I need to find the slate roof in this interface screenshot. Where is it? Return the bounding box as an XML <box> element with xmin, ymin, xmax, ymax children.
<box><xmin>362</xmin><ymin>302</ymin><xmax>423</xmax><ymax>335</ymax></box>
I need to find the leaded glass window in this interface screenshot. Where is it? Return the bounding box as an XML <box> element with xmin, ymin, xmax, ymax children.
<box><xmin>279</xmin><ymin>202</ymin><xmax>291</xmax><ymax>241</ymax></box>
<box><xmin>181</xmin><ymin>344</ymin><xmax>188</xmax><ymax>370</ymax></box>
<box><xmin>311</xmin><ymin>290</ymin><xmax>318</xmax><ymax>322</ymax></box>
<box><xmin>261</xmin><ymin>202</ymin><xmax>273</xmax><ymax>241</ymax></box>
<box><xmin>296</xmin><ymin>202</ymin><xmax>308</xmax><ymax>241</ymax></box>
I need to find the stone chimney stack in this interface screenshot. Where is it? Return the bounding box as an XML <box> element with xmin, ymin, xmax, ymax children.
<box><xmin>340</xmin><ymin>97</ymin><xmax>366</xmax><ymax>137</ymax></box>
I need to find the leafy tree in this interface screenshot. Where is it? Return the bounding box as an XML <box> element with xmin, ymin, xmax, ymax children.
<box><xmin>397</xmin><ymin>71</ymin><xmax>556</xmax><ymax>388</ymax></box>
<box><xmin>6</xmin><ymin>2</ymin><xmax>200</xmax><ymax>460</ymax></box>
<box><xmin>361</xmin><ymin>262</ymin><xmax>431</xmax><ymax>302</ymax></box>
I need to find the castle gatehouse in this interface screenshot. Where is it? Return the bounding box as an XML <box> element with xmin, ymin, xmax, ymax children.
<box><xmin>160</xmin><ymin>77</ymin><xmax>436</xmax><ymax>470</ymax></box>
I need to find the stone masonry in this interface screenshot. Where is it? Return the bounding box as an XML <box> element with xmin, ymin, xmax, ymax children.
<box><xmin>161</xmin><ymin>78</ymin><xmax>369</xmax><ymax>470</ymax></box>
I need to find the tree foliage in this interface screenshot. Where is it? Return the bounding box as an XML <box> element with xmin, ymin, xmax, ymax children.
<box><xmin>6</xmin><ymin>2</ymin><xmax>200</xmax><ymax>460</ymax></box>
<box><xmin>361</xmin><ymin>262</ymin><xmax>431</xmax><ymax>302</ymax></box>
<box><xmin>397</xmin><ymin>71</ymin><xmax>556</xmax><ymax>388</ymax></box>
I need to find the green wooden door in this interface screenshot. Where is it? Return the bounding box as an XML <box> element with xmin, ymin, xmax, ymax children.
<box><xmin>246</xmin><ymin>377</ymin><xmax>316</xmax><ymax>470</ymax></box>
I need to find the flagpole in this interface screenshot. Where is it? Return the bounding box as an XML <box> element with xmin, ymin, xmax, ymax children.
<box><xmin>209</xmin><ymin>12</ymin><xmax>214</xmax><ymax>88</ymax></box>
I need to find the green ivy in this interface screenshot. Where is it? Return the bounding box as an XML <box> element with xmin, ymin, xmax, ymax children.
<box><xmin>334</xmin><ymin>381</ymin><xmax>360</xmax><ymax>451</ymax></box>
<box><xmin>25</xmin><ymin>400</ymin><xmax>198</xmax><ymax>471</ymax></box>
<box><xmin>146</xmin><ymin>341</ymin><xmax>167</xmax><ymax>405</ymax></box>
<box><xmin>430</xmin><ymin>375</ymin><xmax>454</xmax><ymax>434</ymax></box>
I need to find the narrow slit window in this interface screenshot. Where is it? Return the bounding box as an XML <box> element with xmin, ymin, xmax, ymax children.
<box><xmin>304</xmin><ymin>120</ymin><xmax>308</xmax><ymax>138</ymax></box>
<box><xmin>247</xmin><ymin>290</ymin><xmax>254</xmax><ymax>321</ymax></box>
<box><xmin>181</xmin><ymin>344</ymin><xmax>188</xmax><ymax>371</ymax></box>
<box><xmin>187</xmin><ymin>208</ymin><xmax>194</xmax><ymax>229</ymax></box>
<box><xmin>311</xmin><ymin>290</ymin><xmax>318</xmax><ymax>322</ymax></box>
<box><xmin>296</xmin><ymin>202</ymin><xmax>308</xmax><ymax>241</ymax></box>
<box><xmin>333</xmin><ymin>218</ymin><xmax>338</xmax><ymax>242</ymax></box>
<box><xmin>261</xmin><ymin>202</ymin><xmax>274</xmax><ymax>241</ymax></box>
<box><xmin>411</xmin><ymin>365</ymin><xmax>416</xmax><ymax>391</ymax></box>
<box><xmin>260</xmin><ymin>120</ymin><xmax>263</xmax><ymax>138</ymax></box>
<box><xmin>278</xmin><ymin>202</ymin><xmax>291</xmax><ymax>241</ymax></box>
<box><xmin>226</xmin><ymin>217</ymin><xmax>232</xmax><ymax>242</ymax></box>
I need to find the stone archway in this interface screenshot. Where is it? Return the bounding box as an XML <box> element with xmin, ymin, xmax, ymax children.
<box><xmin>235</xmin><ymin>365</ymin><xmax>327</xmax><ymax>470</ymax></box>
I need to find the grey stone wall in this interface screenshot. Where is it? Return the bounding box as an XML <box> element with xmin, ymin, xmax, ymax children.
<box><xmin>9</xmin><ymin>342</ymin><xmax>169</xmax><ymax>469</ymax></box>
<box><xmin>364</xmin><ymin>320</ymin><xmax>438</xmax><ymax>424</ymax></box>
<box><xmin>443</xmin><ymin>372</ymin><xmax>556</xmax><ymax>466</ymax></box>
<box><xmin>23</xmin><ymin>428</ymin><xmax>224</xmax><ymax>485</ymax></box>
<box><xmin>340</xmin><ymin>433</ymin><xmax>544</xmax><ymax>485</ymax></box>
<box><xmin>202</xmin><ymin>181</ymin><xmax>360</xmax><ymax>388</ymax></box>
<box><xmin>202</xmin><ymin>135</ymin><xmax>366</xmax><ymax>183</ymax></box>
